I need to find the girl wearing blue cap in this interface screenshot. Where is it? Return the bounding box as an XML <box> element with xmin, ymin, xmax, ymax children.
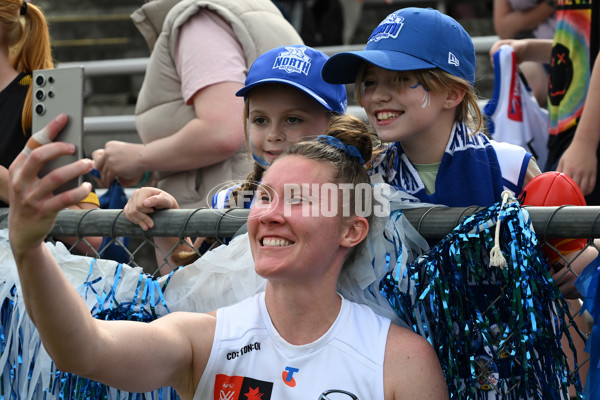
<box><xmin>322</xmin><ymin>7</ymin><xmax>542</xmax><ymax>207</ymax></box>
<box><xmin>321</xmin><ymin>7</ymin><xmax>585</xmax><ymax>400</ymax></box>
<box><xmin>213</xmin><ymin>44</ymin><xmax>348</xmax><ymax>210</ymax></box>
<box><xmin>124</xmin><ymin>45</ymin><xmax>350</xmax><ymax>271</ymax></box>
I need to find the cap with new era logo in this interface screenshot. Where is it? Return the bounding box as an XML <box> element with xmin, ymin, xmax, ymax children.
<box><xmin>321</xmin><ymin>7</ymin><xmax>476</xmax><ymax>85</ymax></box>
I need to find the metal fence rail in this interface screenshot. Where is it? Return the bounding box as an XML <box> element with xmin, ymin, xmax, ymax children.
<box><xmin>66</xmin><ymin>36</ymin><xmax>498</xmax><ymax>134</ymax></box>
<box><xmin>1</xmin><ymin>204</ymin><xmax>598</xmax><ymax>279</ymax></box>
<box><xmin>0</xmin><ymin>204</ymin><xmax>593</xmax><ymax>397</ymax></box>
<box><xmin>60</xmin><ymin>36</ymin><xmax>499</xmax><ymax>77</ymax></box>
<box><xmin>2</xmin><ymin>205</ymin><xmax>598</xmax><ymax>240</ymax></box>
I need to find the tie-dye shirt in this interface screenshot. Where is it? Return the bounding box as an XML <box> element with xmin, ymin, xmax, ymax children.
<box><xmin>547</xmin><ymin>0</ymin><xmax>593</xmax><ymax>167</ymax></box>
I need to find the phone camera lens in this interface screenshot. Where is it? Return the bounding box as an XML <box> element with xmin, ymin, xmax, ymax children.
<box><xmin>35</xmin><ymin>104</ymin><xmax>45</xmax><ymax>116</ymax></box>
<box><xmin>35</xmin><ymin>89</ymin><xmax>45</xmax><ymax>101</ymax></box>
<box><xmin>48</xmin><ymin>76</ymin><xmax>55</xmax><ymax>84</ymax></box>
<box><xmin>35</xmin><ymin>75</ymin><xmax>45</xmax><ymax>86</ymax></box>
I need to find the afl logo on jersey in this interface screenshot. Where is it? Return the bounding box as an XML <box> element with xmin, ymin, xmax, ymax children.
<box><xmin>273</xmin><ymin>47</ymin><xmax>311</xmax><ymax>76</ymax></box>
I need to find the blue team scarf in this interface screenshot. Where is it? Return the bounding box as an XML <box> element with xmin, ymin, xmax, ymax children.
<box><xmin>373</xmin><ymin>122</ymin><xmax>505</xmax><ymax>207</ymax></box>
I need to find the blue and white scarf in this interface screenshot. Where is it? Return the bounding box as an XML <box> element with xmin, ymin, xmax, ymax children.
<box><xmin>371</xmin><ymin>122</ymin><xmax>509</xmax><ymax>207</ymax></box>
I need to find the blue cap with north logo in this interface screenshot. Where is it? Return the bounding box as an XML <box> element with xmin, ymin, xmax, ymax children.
<box><xmin>321</xmin><ymin>7</ymin><xmax>476</xmax><ymax>85</ymax></box>
<box><xmin>236</xmin><ymin>45</ymin><xmax>347</xmax><ymax>114</ymax></box>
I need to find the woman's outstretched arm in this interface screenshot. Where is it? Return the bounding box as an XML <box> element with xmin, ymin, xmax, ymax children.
<box><xmin>8</xmin><ymin>114</ymin><xmax>214</xmax><ymax>398</ymax></box>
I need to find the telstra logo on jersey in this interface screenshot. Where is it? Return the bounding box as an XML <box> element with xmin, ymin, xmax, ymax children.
<box><xmin>282</xmin><ymin>366</ymin><xmax>299</xmax><ymax>387</ymax></box>
<box><xmin>272</xmin><ymin>47</ymin><xmax>311</xmax><ymax>75</ymax></box>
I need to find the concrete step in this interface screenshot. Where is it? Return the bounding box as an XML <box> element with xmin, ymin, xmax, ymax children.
<box><xmin>39</xmin><ymin>2</ymin><xmax>149</xmax><ymax>62</ymax></box>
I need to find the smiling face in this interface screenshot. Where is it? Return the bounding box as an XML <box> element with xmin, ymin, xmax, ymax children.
<box><xmin>359</xmin><ymin>65</ymin><xmax>451</xmax><ymax>149</ymax></box>
<box><xmin>246</xmin><ymin>84</ymin><xmax>332</xmax><ymax>168</ymax></box>
<box><xmin>247</xmin><ymin>155</ymin><xmax>353</xmax><ymax>284</ymax></box>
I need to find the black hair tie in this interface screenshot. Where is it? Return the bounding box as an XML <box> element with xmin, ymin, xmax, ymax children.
<box><xmin>20</xmin><ymin>1</ymin><xmax>27</xmax><ymax>16</ymax></box>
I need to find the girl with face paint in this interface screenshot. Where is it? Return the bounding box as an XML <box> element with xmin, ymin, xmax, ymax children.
<box><xmin>322</xmin><ymin>7</ymin><xmax>542</xmax><ymax>208</ymax></box>
<box><xmin>320</xmin><ymin>8</ymin><xmax>598</xmax><ymax>399</ymax></box>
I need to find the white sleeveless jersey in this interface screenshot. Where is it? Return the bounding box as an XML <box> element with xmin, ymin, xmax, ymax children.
<box><xmin>484</xmin><ymin>44</ymin><xmax>549</xmax><ymax>169</ymax></box>
<box><xmin>490</xmin><ymin>139</ymin><xmax>531</xmax><ymax>194</ymax></box>
<box><xmin>194</xmin><ymin>292</ymin><xmax>391</xmax><ymax>400</ymax></box>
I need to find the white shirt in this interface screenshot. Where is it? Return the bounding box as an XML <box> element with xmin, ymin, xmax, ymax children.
<box><xmin>194</xmin><ymin>292</ymin><xmax>391</xmax><ymax>399</ymax></box>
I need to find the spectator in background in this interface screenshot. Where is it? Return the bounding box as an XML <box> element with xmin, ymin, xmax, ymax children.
<box><xmin>493</xmin><ymin>0</ymin><xmax>556</xmax><ymax>107</ymax></box>
<box><xmin>92</xmin><ymin>0</ymin><xmax>302</xmax><ymax>209</ymax></box>
<box><xmin>0</xmin><ymin>0</ymin><xmax>100</xmax><ymax>255</ymax></box>
<box><xmin>489</xmin><ymin>0</ymin><xmax>599</xmax><ymax>204</ymax></box>
<box><xmin>551</xmin><ymin>54</ymin><xmax>600</xmax><ymax>297</ymax></box>
<box><xmin>340</xmin><ymin>0</ymin><xmax>363</xmax><ymax>45</ymax></box>
<box><xmin>0</xmin><ymin>0</ymin><xmax>53</xmax><ymax>206</ymax></box>
<box><xmin>300</xmin><ymin>0</ymin><xmax>344</xmax><ymax>46</ymax></box>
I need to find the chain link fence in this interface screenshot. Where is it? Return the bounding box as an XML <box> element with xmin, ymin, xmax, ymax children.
<box><xmin>0</xmin><ymin>204</ymin><xmax>595</xmax><ymax>398</ymax></box>
<box><xmin>3</xmin><ymin>205</ymin><xmax>595</xmax><ymax>273</ymax></box>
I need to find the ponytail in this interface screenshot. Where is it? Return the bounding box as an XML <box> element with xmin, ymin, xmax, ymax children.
<box><xmin>4</xmin><ymin>1</ymin><xmax>54</xmax><ymax>135</ymax></box>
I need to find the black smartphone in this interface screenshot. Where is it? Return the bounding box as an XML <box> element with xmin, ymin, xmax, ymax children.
<box><xmin>32</xmin><ymin>66</ymin><xmax>84</xmax><ymax>193</ymax></box>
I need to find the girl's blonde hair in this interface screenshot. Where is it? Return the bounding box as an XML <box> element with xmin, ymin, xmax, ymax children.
<box><xmin>354</xmin><ymin>65</ymin><xmax>484</xmax><ymax>134</ymax></box>
<box><xmin>1</xmin><ymin>0</ymin><xmax>54</xmax><ymax>135</ymax></box>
